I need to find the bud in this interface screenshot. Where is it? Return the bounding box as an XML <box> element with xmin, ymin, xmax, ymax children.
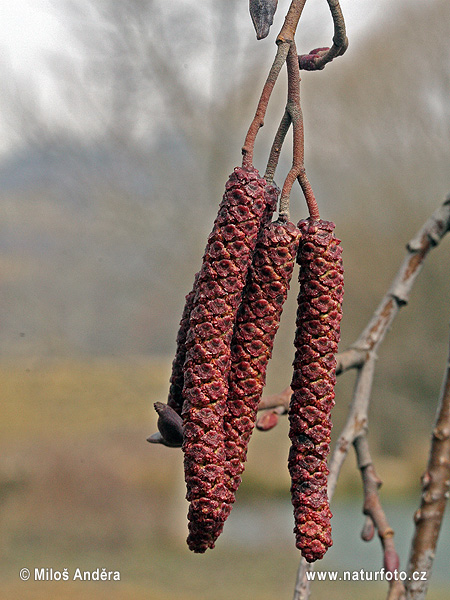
<box><xmin>153</xmin><ymin>402</ymin><xmax>183</xmax><ymax>447</ymax></box>
<box><xmin>256</xmin><ymin>410</ymin><xmax>279</xmax><ymax>431</ymax></box>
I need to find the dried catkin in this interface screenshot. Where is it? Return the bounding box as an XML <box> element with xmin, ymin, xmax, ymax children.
<box><xmin>182</xmin><ymin>166</ymin><xmax>269</xmax><ymax>553</ymax></box>
<box><xmin>288</xmin><ymin>218</ymin><xmax>344</xmax><ymax>562</ymax></box>
<box><xmin>224</xmin><ymin>218</ymin><xmax>300</xmax><ymax>497</ymax></box>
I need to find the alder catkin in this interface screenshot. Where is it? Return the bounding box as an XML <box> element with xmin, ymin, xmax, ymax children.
<box><xmin>288</xmin><ymin>218</ymin><xmax>344</xmax><ymax>562</ymax></box>
<box><xmin>224</xmin><ymin>218</ymin><xmax>300</xmax><ymax>497</ymax></box>
<box><xmin>165</xmin><ymin>183</ymin><xmax>277</xmax><ymax>422</ymax></box>
<box><xmin>182</xmin><ymin>166</ymin><xmax>270</xmax><ymax>553</ymax></box>
<box><xmin>167</xmin><ymin>273</ymin><xmax>199</xmax><ymax>416</ymax></box>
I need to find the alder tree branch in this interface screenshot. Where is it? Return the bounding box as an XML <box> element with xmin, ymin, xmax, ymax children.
<box><xmin>277</xmin><ymin>0</ymin><xmax>308</xmax><ymax>44</ymax></box>
<box><xmin>264</xmin><ymin>108</ymin><xmax>291</xmax><ymax>184</ymax></box>
<box><xmin>298</xmin><ymin>0</ymin><xmax>348</xmax><ymax>71</ymax></box>
<box><xmin>278</xmin><ymin>41</ymin><xmax>320</xmax><ymax>221</ymax></box>
<box><xmin>258</xmin><ymin>194</ymin><xmax>450</xmax><ymax>419</ymax></box>
<box><xmin>354</xmin><ymin>435</ymin><xmax>406</xmax><ymax>600</ymax></box>
<box><xmin>404</xmin><ymin>328</ymin><xmax>450</xmax><ymax>600</ymax></box>
<box><xmin>242</xmin><ymin>41</ymin><xmax>290</xmax><ymax>169</ymax></box>
<box><xmin>242</xmin><ymin>0</ymin><xmax>309</xmax><ymax>169</ymax></box>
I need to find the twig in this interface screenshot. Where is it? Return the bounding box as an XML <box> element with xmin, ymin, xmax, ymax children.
<box><xmin>242</xmin><ymin>0</ymin><xmax>309</xmax><ymax>169</ymax></box>
<box><xmin>260</xmin><ymin>195</ymin><xmax>450</xmax><ymax>413</ymax></box>
<box><xmin>298</xmin><ymin>0</ymin><xmax>348</xmax><ymax>71</ymax></box>
<box><xmin>278</xmin><ymin>41</ymin><xmax>320</xmax><ymax>221</ymax></box>
<box><xmin>264</xmin><ymin>108</ymin><xmax>291</xmax><ymax>184</ymax></box>
<box><xmin>404</xmin><ymin>328</ymin><xmax>450</xmax><ymax>600</ymax></box>
<box><xmin>277</xmin><ymin>0</ymin><xmax>308</xmax><ymax>44</ymax></box>
<box><xmin>354</xmin><ymin>435</ymin><xmax>406</xmax><ymax>600</ymax></box>
<box><xmin>292</xmin><ymin>561</ymin><xmax>313</xmax><ymax>600</ymax></box>
<box><xmin>242</xmin><ymin>41</ymin><xmax>290</xmax><ymax>169</ymax></box>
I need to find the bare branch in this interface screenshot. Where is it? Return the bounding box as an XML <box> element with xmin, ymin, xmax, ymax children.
<box><xmin>259</xmin><ymin>195</ymin><xmax>450</xmax><ymax>419</ymax></box>
<box><xmin>292</xmin><ymin>560</ymin><xmax>313</xmax><ymax>600</ymax></box>
<box><xmin>242</xmin><ymin>41</ymin><xmax>290</xmax><ymax>168</ymax></box>
<box><xmin>298</xmin><ymin>0</ymin><xmax>348</xmax><ymax>71</ymax></box>
<box><xmin>354</xmin><ymin>435</ymin><xmax>405</xmax><ymax>599</ymax></box>
<box><xmin>404</xmin><ymin>328</ymin><xmax>450</xmax><ymax>599</ymax></box>
<box><xmin>242</xmin><ymin>0</ymin><xmax>310</xmax><ymax>168</ymax></box>
<box><xmin>277</xmin><ymin>41</ymin><xmax>320</xmax><ymax>220</ymax></box>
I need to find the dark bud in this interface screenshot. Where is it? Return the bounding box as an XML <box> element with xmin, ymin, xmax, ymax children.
<box><xmin>153</xmin><ymin>402</ymin><xmax>183</xmax><ymax>447</ymax></box>
<box><xmin>249</xmin><ymin>0</ymin><xmax>278</xmax><ymax>40</ymax></box>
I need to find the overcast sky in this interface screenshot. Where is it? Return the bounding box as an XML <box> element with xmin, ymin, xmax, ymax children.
<box><xmin>0</xmin><ymin>0</ymin><xmax>405</xmax><ymax>156</ymax></box>
<box><xmin>1</xmin><ymin>0</ymin><xmax>401</xmax><ymax>74</ymax></box>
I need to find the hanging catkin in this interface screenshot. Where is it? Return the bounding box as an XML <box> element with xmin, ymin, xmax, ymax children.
<box><xmin>288</xmin><ymin>218</ymin><xmax>344</xmax><ymax>562</ymax></box>
<box><xmin>223</xmin><ymin>218</ymin><xmax>300</xmax><ymax>497</ymax></box>
<box><xmin>167</xmin><ymin>273</ymin><xmax>199</xmax><ymax>416</ymax></box>
<box><xmin>182</xmin><ymin>166</ymin><xmax>271</xmax><ymax>553</ymax></box>
<box><xmin>164</xmin><ymin>183</ymin><xmax>278</xmax><ymax>422</ymax></box>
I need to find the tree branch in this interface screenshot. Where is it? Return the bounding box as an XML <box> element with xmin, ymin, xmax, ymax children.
<box><xmin>259</xmin><ymin>194</ymin><xmax>450</xmax><ymax>418</ymax></box>
<box><xmin>298</xmin><ymin>0</ymin><xmax>348</xmax><ymax>71</ymax></box>
<box><xmin>404</xmin><ymin>326</ymin><xmax>450</xmax><ymax>599</ymax></box>
<box><xmin>242</xmin><ymin>0</ymin><xmax>309</xmax><ymax>169</ymax></box>
<box><xmin>354</xmin><ymin>435</ymin><xmax>405</xmax><ymax>600</ymax></box>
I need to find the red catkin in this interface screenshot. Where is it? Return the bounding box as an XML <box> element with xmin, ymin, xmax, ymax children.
<box><xmin>164</xmin><ymin>183</ymin><xmax>278</xmax><ymax>423</ymax></box>
<box><xmin>182</xmin><ymin>166</ymin><xmax>271</xmax><ymax>553</ymax></box>
<box><xmin>288</xmin><ymin>218</ymin><xmax>344</xmax><ymax>562</ymax></box>
<box><xmin>167</xmin><ymin>273</ymin><xmax>199</xmax><ymax>416</ymax></box>
<box><xmin>223</xmin><ymin>218</ymin><xmax>300</xmax><ymax>498</ymax></box>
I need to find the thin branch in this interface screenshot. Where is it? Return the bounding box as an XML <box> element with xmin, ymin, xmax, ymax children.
<box><xmin>259</xmin><ymin>195</ymin><xmax>450</xmax><ymax>412</ymax></box>
<box><xmin>292</xmin><ymin>561</ymin><xmax>313</xmax><ymax>600</ymax></box>
<box><xmin>264</xmin><ymin>108</ymin><xmax>291</xmax><ymax>183</ymax></box>
<box><xmin>278</xmin><ymin>41</ymin><xmax>320</xmax><ymax>220</ymax></box>
<box><xmin>404</xmin><ymin>329</ymin><xmax>450</xmax><ymax>600</ymax></box>
<box><xmin>242</xmin><ymin>0</ymin><xmax>308</xmax><ymax>169</ymax></box>
<box><xmin>242</xmin><ymin>41</ymin><xmax>290</xmax><ymax>169</ymax></box>
<box><xmin>298</xmin><ymin>0</ymin><xmax>348</xmax><ymax>71</ymax></box>
<box><xmin>354</xmin><ymin>435</ymin><xmax>406</xmax><ymax>600</ymax></box>
<box><xmin>277</xmin><ymin>0</ymin><xmax>308</xmax><ymax>44</ymax></box>
<box><xmin>350</xmin><ymin>196</ymin><xmax>450</xmax><ymax>356</ymax></box>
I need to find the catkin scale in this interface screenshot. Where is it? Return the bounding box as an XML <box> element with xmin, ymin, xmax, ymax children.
<box><xmin>223</xmin><ymin>218</ymin><xmax>301</xmax><ymax>494</ymax></box>
<box><xmin>182</xmin><ymin>166</ymin><xmax>271</xmax><ymax>553</ymax></box>
<box><xmin>288</xmin><ymin>218</ymin><xmax>343</xmax><ymax>563</ymax></box>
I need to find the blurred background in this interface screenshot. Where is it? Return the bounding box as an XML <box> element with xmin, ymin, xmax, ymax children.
<box><xmin>1</xmin><ymin>0</ymin><xmax>450</xmax><ymax>598</ymax></box>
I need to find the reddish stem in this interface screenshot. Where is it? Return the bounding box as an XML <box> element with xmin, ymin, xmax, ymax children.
<box><xmin>278</xmin><ymin>41</ymin><xmax>320</xmax><ymax>220</ymax></box>
<box><xmin>242</xmin><ymin>0</ymin><xmax>309</xmax><ymax>170</ymax></box>
<box><xmin>242</xmin><ymin>42</ymin><xmax>290</xmax><ymax>169</ymax></box>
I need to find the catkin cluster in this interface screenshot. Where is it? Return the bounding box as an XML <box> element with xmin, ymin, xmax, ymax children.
<box><xmin>288</xmin><ymin>218</ymin><xmax>344</xmax><ymax>562</ymax></box>
<box><xmin>152</xmin><ymin>172</ymin><xmax>344</xmax><ymax>561</ymax></box>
